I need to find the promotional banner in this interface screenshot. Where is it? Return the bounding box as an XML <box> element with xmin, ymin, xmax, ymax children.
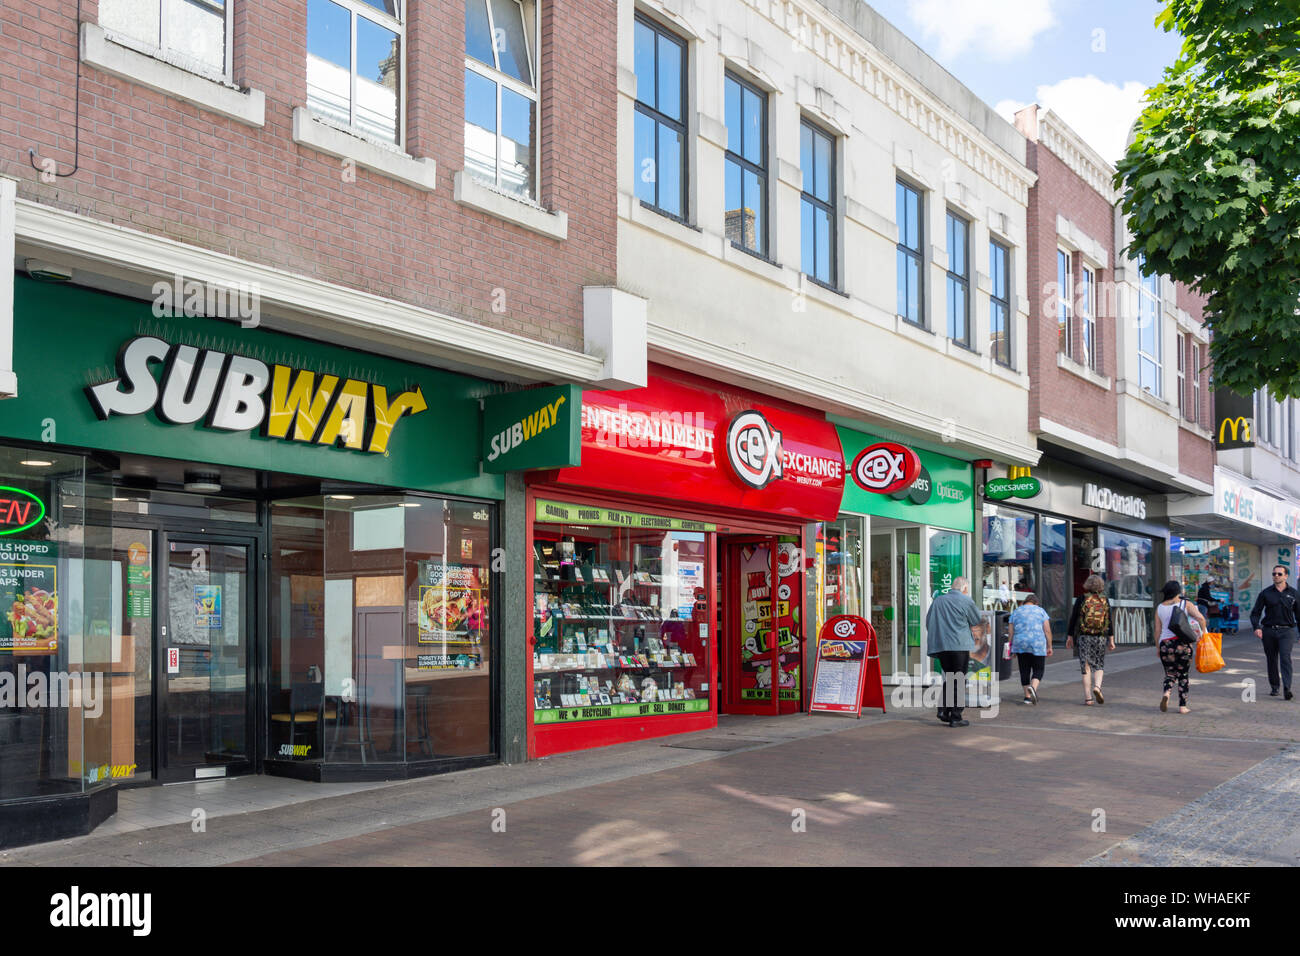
<box><xmin>549</xmin><ymin>370</ymin><xmax>844</xmax><ymax>522</ymax></box>
<box><xmin>0</xmin><ymin>539</ymin><xmax>58</xmax><ymax>655</ymax></box>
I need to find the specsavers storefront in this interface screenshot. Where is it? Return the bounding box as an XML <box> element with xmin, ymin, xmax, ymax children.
<box><xmin>813</xmin><ymin>430</ymin><xmax>976</xmax><ymax>683</ymax></box>
<box><xmin>0</xmin><ymin>278</ymin><xmax>505</xmax><ymax>846</ymax></box>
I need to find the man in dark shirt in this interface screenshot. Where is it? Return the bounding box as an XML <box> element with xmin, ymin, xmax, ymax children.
<box><xmin>1251</xmin><ymin>565</ymin><xmax>1300</xmax><ymax>699</ymax></box>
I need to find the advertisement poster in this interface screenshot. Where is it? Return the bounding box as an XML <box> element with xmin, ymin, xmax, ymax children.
<box><xmin>417</xmin><ymin>653</ymin><xmax>482</xmax><ymax>670</ymax></box>
<box><xmin>417</xmin><ymin>561</ymin><xmax>485</xmax><ymax>659</ymax></box>
<box><xmin>0</xmin><ymin>539</ymin><xmax>57</xmax><ymax>655</ymax></box>
<box><xmin>126</xmin><ymin>540</ymin><xmax>151</xmax><ymax>620</ymax></box>
<box><xmin>193</xmin><ymin>584</ymin><xmax>222</xmax><ymax>628</ymax></box>
<box><xmin>810</xmin><ymin>632</ymin><xmax>867</xmax><ymax>714</ymax></box>
<box><xmin>906</xmin><ymin>551</ymin><xmax>921</xmax><ymax>647</ymax></box>
<box><xmin>739</xmin><ymin>542</ymin><xmax>802</xmax><ymax>701</ymax></box>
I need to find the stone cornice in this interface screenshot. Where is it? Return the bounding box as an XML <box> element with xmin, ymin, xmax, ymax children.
<box><xmin>739</xmin><ymin>0</ymin><xmax>1037</xmax><ymax>205</ymax></box>
<box><xmin>1038</xmin><ymin>110</ymin><xmax>1118</xmax><ymax>202</ymax></box>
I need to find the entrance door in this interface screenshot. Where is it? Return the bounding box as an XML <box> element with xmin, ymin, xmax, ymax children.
<box><xmin>158</xmin><ymin>534</ymin><xmax>255</xmax><ymax>780</ymax></box>
<box><xmin>720</xmin><ymin>535</ymin><xmax>802</xmax><ymax>715</ymax></box>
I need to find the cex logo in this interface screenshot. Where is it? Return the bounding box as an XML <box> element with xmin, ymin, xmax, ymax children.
<box><xmin>851</xmin><ymin>442</ymin><xmax>921</xmax><ymax>493</ymax></box>
<box><xmin>725</xmin><ymin>410</ymin><xmax>784</xmax><ymax>489</ymax></box>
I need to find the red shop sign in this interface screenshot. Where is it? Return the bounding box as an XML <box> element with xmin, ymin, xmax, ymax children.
<box><xmin>547</xmin><ymin>374</ymin><xmax>844</xmax><ymax>521</ymax></box>
<box><xmin>850</xmin><ymin>442</ymin><xmax>921</xmax><ymax>494</ymax></box>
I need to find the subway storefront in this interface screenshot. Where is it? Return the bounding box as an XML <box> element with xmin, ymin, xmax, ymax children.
<box><xmin>0</xmin><ymin>278</ymin><xmax>505</xmax><ymax>846</ymax></box>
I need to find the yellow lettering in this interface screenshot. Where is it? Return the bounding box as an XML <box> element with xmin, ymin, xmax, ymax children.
<box><xmin>267</xmin><ymin>365</ymin><xmax>339</xmax><ymax>442</ymax></box>
<box><xmin>522</xmin><ymin>410</ymin><xmax>538</xmax><ymax>441</ymax></box>
<box><xmin>367</xmin><ymin>385</ymin><xmax>428</xmax><ymax>454</ymax></box>
<box><xmin>316</xmin><ymin>379</ymin><xmax>370</xmax><ymax>449</ymax></box>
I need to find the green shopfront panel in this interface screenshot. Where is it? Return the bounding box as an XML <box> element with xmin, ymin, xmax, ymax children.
<box><xmin>838</xmin><ymin>427</ymin><xmax>974</xmax><ymax>533</ymax></box>
<box><xmin>9</xmin><ymin>279</ymin><xmax>503</xmax><ymax>498</ymax></box>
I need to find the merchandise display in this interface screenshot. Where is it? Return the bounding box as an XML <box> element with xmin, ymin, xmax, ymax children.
<box><xmin>532</xmin><ymin>525</ymin><xmax>709</xmax><ymax>723</ymax></box>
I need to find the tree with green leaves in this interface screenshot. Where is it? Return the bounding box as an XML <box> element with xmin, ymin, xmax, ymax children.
<box><xmin>1115</xmin><ymin>0</ymin><xmax>1300</xmax><ymax>398</ymax></box>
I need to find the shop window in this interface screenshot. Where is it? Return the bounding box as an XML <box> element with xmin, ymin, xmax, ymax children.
<box><xmin>533</xmin><ymin>518</ymin><xmax>710</xmax><ymax>722</ymax></box>
<box><xmin>100</xmin><ymin>0</ymin><xmax>232</xmax><ymax>79</ymax></box>
<box><xmin>307</xmin><ymin>0</ymin><xmax>404</xmax><ymax>145</ymax></box>
<box><xmin>981</xmin><ymin>504</ymin><xmax>1036</xmax><ymax>610</ymax></box>
<box><xmin>269</xmin><ymin>494</ymin><xmax>495</xmax><ymax>767</ymax></box>
<box><xmin>1041</xmin><ymin>516</ymin><xmax>1068</xmax><ymax>643</ymax></box>
<box><xmin>0</xmin><ymin>449</ymin><xmax>123</xmax><ymax>804</ymax></box>
<box><xmin>1098</xmin><ymin>528</ymin><xmax>1154</xmax><ymax>644</ymax></box>
<box><xmin>815</xmin><ymin>516</ymin><xmax>863</xmax><ymax>636</ymax></box>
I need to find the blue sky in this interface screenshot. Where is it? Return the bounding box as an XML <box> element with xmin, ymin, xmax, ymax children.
<box><xmin>863</xmin><ymin>0</ymin><xmax>1185</xmax><ymax>162</ymax></box>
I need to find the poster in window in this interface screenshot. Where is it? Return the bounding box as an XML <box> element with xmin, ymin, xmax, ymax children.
<box><xmin>194</xmin><ymin>585</ymin><xmax>222</xmax><ymax>628</ymax></box>
<box><xmin>417</xmin><ymin>562</ymin><xmax>486</xmax><ymax>647</ymax></box>
<box><xmin>738</xmin><ymin>542</ymin><xmax>802</xmax><ymax>701</ymax></box>
<box><xmin>0</xmin><ymin>539</ymin><xmax>57</xmax><ymax>655</ymax></box>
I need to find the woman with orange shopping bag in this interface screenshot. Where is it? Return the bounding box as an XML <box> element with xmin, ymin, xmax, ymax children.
<box><xmin>1155</xmin><ymin>580</ymin><xmax>1208</xmax><ymax>714</ymax></box>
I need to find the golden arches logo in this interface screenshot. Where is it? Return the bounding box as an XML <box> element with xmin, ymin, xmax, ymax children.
<box><xmin>1008</xmin><ymin>466</ymin><xmax>1033</xmax><ymax>480</ymax></box>
<box><xmin>1218</xmin><ymin>416</ymin><xmax>1251</xmax><ymax>444</ymax></box>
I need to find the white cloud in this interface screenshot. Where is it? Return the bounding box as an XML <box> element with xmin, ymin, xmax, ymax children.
<box><xmin>906</xmin><ymin>0</ymin><xmax>1057</xmax><ymax>61</ymax></box>
<box><xmin>1012</xmin><ymin>76</ymin><xmax>1149</xmax><ymax>163</ymax></box>
<box><xmin>996</xmin><ymin>77</ymin><xmax>1148</xmax><ymax>163</ymax></box>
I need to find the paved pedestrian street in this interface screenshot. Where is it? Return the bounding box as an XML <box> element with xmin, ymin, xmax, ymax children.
<box><xmin>5</xmin><ymin>635</ymin><xmax>1298</xmax><ymax>868</ymax></box>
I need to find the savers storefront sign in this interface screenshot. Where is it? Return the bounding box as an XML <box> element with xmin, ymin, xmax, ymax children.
<box><xmin>549</xmin><ymin>372</ymin><xmax>844</xmax><ymax>522</ymax></box>
<box><xmin>7</xmin><ymin>278</ymin><xmax>501</xmax><ymax>498</ymax></box>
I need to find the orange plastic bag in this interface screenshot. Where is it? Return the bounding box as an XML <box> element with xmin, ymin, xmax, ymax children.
<box><xmin>1196</xmin><ymin>632</ymin><xmax>1224</xmax><ymax>673</ymax></box>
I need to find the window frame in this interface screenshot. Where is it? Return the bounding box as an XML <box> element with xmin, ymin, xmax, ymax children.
<box><xmin>1176</xmin><ymin>332</ymin><xmax>1186</xmax><ymax>418</ymax></box>
<box><xmin>1080</xmin><ymin>265</ymin><xmax>1097</xmax><ymax>371</ymax></box>
<box><xmin>465</xmin><ymin>0</ymin><xmax>540</xmax><ymax>198</ymax></box>
<box><xmin>632</xmin><ymin>12</ymin><xmax>689</xmax><ymax>222</ymax></box>
<box><xmin>945</xmin><ymin>209</ymin><xmax>971</xmax><ymax>347</ymax></box>
<box><xmin>896</xmin><ymin>178</ymin><xmax>925</xmax><ymax>328</ymax></box>
<box><xmin>1057</xmin><ymin>248</ymin><xmax>1073</xmax><ymax>359</ymax></box>
<box><xmin>723</xmin><ymin>70</ymin><xmax>769</xmax><ymax>258</ymax></box>
<box><xmin>100</xmin><ymin>0</ymin><xmax>235</xmax><ymax>81</ymax></box>
<box><xmin>1136</xmin><ymin>255</ymin><xmax>1163</xmax><ymax>396</ymax></box>
<box><xmin>307</xmin><ymin>0</ymin><xmax>406</xmax><ymax>146</ymax></box>
<box><xmin>989</xmin><ymin>238</ymin><xmax>1012</xmax><ymax>368</ymax></box>
<box><xmin>1190</xmin><ymin>341</ymin><xmax>1201</xmax><ymax>426</ymax></box>
<box><xmin>799</xmin><ymin>117</ymin><xmax>837</xmax><ymax>289</ymax></box>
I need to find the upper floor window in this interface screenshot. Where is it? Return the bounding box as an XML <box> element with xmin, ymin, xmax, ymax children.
<box><xmin>307</xmin><ymin>0</ymin><xmax>403</xmax><ymax>144</ymax></box>
<box><xmin>1057</xmin><ymin>249</ymin><xmax>1073</xmax><ymax>358</ymax></box>
<box><xmin>989</xmin><ymin>239</ymin><xmax>1011</xmax><ymax>367</ymax></box>
<box><xmin>945</xmin><ymin>211</ymin><xmax>970</xmax><ymax>346</ymax></box>
<box><xmin>800</xmin><ymin>120</ymin><xmax>836</xmax><ymax>287</ymax></box>
<box><xmin>1191</xmin><ymin>342</ymin><xmax>1201</xmax><ymax>426</ymax></box>
<box><xmin>465</xmin><ymin>0</ymin><xmax>537</xmax><ymax>198</ymax></box>
<box><xmin>101</xmin><ymin>0</ymin><xmax>232</xmax><ymax>78</ymax></box>
<box><xmin>1176</xmin><ymin>333</ymin><xmax>1186</xmax><ymax>418</ymax></box>
<box><xmin>1137</xmin><ymin>255</ymin><xmax>1162</xmax><ymax>395</ymax></box>
<box><xmin>724</xmin><ymin>72</ymin><xmax>767</xmax><ymax>257</ymax></box>
<box><xmin>633</xmin><ymin>15</ymin><xmax>687</xmax><ymax>219</ymax></box>
<box><xmin>896</xmin><ymin>180</ymin><xmax>924</xmax><ymax>326</ymax></box>
<box><xmin>1080</xmin><ymin>265</ymin><xmax>1097</xmax><ymax>371</ymax></box>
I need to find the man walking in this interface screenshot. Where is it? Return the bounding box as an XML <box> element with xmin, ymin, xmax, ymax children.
<box><xmin>1251</xmin><ymin>565</ymin><xmax>1300</xmax><ymax>700</ymax></box>
<box><xmin>925</xmin><ymin>576</ymin><xmax>987</xmax><ymax>727</ymax></box>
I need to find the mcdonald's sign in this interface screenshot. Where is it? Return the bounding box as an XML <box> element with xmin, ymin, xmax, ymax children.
<box><xmin>1215</xmin><ymin>388</ymin><xmax>1255</xmax><ymax>450</ymax></box>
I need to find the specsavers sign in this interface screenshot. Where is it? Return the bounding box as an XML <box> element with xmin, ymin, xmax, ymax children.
<box><xmin>8</xmin><ymin>278</ymin><xmax>501</xmax><ymax>498</ymax></box>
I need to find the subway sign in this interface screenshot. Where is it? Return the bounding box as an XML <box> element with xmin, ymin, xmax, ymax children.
<box><xmin>481</xmin><ymin>384</ymin><xmax>581</xmax><ymax>473</ymax></box>
<box><xmin>86</xmin><ymin>335</ymin><xmax>428</xmax><ymax>454</ymax></box>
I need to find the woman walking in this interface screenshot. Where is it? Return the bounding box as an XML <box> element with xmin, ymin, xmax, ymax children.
<box><xmin>1156</xmin><ymin>580</ymin><xmax>1208</xmax><ymax>714</ymax></box>
<box><xmin>1007</xmin><ymin>593</ymin><xmax>1052</xmax><ymax>704</ymax></box>
<box><xmin>1066</xmin><ymin>574</ymin><xmax>1114</xmax><ymax>705</ymax></box>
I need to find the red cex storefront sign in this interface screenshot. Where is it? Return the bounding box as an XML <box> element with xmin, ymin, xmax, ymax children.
<box><xmin>547</xmin><ymin>373</ymin><xmax>845</xmax><ymax>521</ymax></box>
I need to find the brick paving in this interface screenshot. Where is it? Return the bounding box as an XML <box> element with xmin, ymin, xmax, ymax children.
<box><xmin>4</xmin><ymin>633</ymin><xmax>1296</xmax><ymax>866</ymax></box>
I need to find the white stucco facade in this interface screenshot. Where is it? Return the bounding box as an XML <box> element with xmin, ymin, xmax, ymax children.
<box><xmin>616</xmin><ymin>0</ymin><xmax>1038</xmax><ymax>464</ymax></box>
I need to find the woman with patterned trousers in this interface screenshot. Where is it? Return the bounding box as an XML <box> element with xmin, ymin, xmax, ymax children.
<box><xmin>1066</xmin><ymin>574</ymin><xmax>1115</xmax><ymax>706</ymax></box>
<box><xmin>1155</xmin><ymin>580</ymin><xmax>1208</xmax><ymax>714</ymax></box>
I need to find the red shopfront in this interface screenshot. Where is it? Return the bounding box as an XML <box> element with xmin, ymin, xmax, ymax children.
<box><xmin>527</xmin><ymin>370</ymin><xmax>843</xmax><ymax>757</ymax></box>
